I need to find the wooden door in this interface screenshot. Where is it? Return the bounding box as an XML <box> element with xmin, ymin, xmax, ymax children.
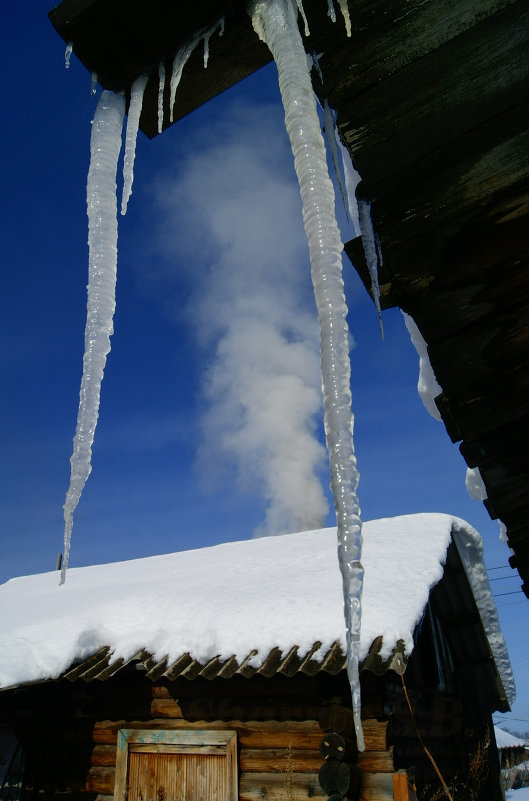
<box><xmin>114</xmin><ymin>730</ymin><xmax>237</xmax><ymax>801</ymax></box>
<box><xmin>127</xmin><ymin>752</ymin><xmax>228</xmax><ymax>801</ymax></box>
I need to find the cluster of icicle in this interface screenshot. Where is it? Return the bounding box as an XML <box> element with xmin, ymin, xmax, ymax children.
<box><xmin>61</xmin><ymin>0</ymin><xmax>367</xmax><ymax>748</ymax></box>
<box><xmin>157</xmin><ymin>18</ymin><xmax>225</xmax><ymax>135</ymax></box>
<box><xmin>249</xmin><ymin>0</ymin><xmax>365</xmax><ymax>750</ymax></box>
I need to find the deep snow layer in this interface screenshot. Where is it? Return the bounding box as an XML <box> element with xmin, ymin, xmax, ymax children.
<box><xmin>0</xmin><ymin>513</ymin><xmax>514</xmax><ymax>703</ymax></box>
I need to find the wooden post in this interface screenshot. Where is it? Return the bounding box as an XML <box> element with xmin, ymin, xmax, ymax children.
<box><xmin>392</xmin><ymin>771</ymin><xmax>417</xmax><ymax>801</ymax></box>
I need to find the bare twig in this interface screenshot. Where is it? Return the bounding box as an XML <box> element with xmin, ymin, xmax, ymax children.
<box><xmin>397</xmin><ymin>659</ymin><xmax>455</xmax><ymax>801</ymax></box>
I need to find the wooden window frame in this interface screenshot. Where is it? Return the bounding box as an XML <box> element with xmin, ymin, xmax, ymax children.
<box><xmin>114</xmin><ymin>729</ymin><xmax>238</xmax><ymax>801</ymax></box>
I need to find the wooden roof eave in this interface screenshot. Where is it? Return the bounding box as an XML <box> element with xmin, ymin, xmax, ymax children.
<box><xmin>48</xmin><ymin>0</ymin><xmax>274</xmax><ymax>138</ymax></box>
<box><xmin>0</xmin><ymin>639</ymin><xmax>407</xmax><ymax>689</ymax></box>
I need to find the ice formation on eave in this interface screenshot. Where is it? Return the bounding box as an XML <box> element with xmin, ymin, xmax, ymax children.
<box><xmin>336</xmin><ymin>0</ymin><xmax>352</xmax><ymax>36</ymax></box>
<box><xmin>121</xmin><ymin>74</ymin><xmax>148</xmax><ymax>215</ymax></box>
<box><xmin>451</xmin><ymin>518</ymin><xmax>515</xmax><ymax>705</ymax></box>
<box><xmin>64</xmin><ymin>42</ymin><xmax>73</xmax><ymax>69</ymax></box>
<box><xmin>358</xmin><ymin>196</ymin><xmax>384</xmax><ymax>336</ymax></box>
<box><xmin>403</xmin><ymin>311</ymin><xmax>442</xmax><ymax>421</ymax></box>
<box><xmin>402</xmin><ymin>312</ymin><xmax>508</xmax><ymax>543</ymax></box>
<box><xmin>323</xmin><ymin>100</ymin><xmax>349</xmax><ymax>219</ymax></box>
<box><xmin>0</xmin><ymin>514</ymin><xmax>514</xmax><ymax>707</ymax></box>
<box><xmin>157</xmin><ymin>62</ymin><xmax>166</xmax><ymax>134</ymax></box>
<box><xmin>162</xmin><ymin>17</ymin><xmax>226</xmax><ymax>128</ymax></box>
<box><xmin>337</xmin><ymin>138</ymin><xmax>361</xmax><ymax>235</ymax></box>
<box><xmin>61</xmin><ymin>91</ymin><xmax>125</xmax><ymax>584</ymax></box>
<box><xmin>466</xmin><ymin>466</ymin><xmax>488</xmax><ymax>501</ymax></box>
<box><xmin>250</xmin><ymin>0</ymin><xmax>364</xmax><ymax>749</ymax></box>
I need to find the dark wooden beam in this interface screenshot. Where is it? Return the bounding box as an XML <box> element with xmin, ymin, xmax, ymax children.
<box><xmin>48</xmin><ymin>0</ymin><xmax>273</xmax><ymax>137</ymax></box>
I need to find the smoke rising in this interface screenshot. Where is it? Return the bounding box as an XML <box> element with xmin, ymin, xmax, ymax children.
<box><xmin>156</xmin><ymin>103</ymin><xmax>329</xmax><ymax>535</ymax></box>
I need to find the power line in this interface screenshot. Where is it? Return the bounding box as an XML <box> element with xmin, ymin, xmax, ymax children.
<box><xmin>489</xmin><ymin>575</ymin><xmax>519</xmax><ymax>582</ymax></box>
<box><xmin>488</xmin><ymin>565</ymin><xmax>512</xmax><ymax>571</ymax></box>
<box><xmin>493</xmin><ymin>590</ymin><xmax>524</xmax><ymax>597</ymax></box>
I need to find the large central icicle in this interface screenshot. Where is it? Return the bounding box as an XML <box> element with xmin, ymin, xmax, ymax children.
<box><xmin>249</xmin><ymin>0</ymin><xmax>365</xmax><ymax>749</ymax></box>
<box><xmin>61</xmin><ymin>90</ymin><xmax>125</xmax><ymax>584</ymax></box>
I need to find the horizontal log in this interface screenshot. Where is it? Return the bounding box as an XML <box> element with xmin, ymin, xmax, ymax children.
<box><xmin>92</xmin><ymin>745</ymin><xmax>116</xmax><ymax>768</ymax></box>
<box><xmin>90</xmin><ymin>744</ymin><xmax>321</xmax><ymax>773</ymax></box>
<box><xmin>93</xmin><ymin>719</ymin><xmax>322</xmax><ymax>747</ymax></box>
<box><xmin>149</xmin><ymin>697</ymin><xmax>326</xmax><ymax>723</ymax></box>
<box><xmin>361</xmin><ymin>719</ymin><xmax>388</xmax><ymax>751</ymax></box>
<box><xmin>86</xmin><ymin>752</ymin><xmax>395</xmax><ymax>794</ymax></box>
<box><xmin>85</xmin><ymin>754</ymin><xmax>324</xmax><ymax>797</ymax></box>
<box><xmin>150</xmin><ymin>698</ymin><xmax>185</xmax><ymax>718</ymax></box>
<box><xmin>360</xmin><ymin>772</ymin><xmax>394</xmax><ymax>801</ymax></box>
<box><xmin>150</xmin><ymin>676</ymin><xmax>323</xmax><ymax>700</ymax></box>
<box><xmin>358</xmin><ymin>750</ymin><xmax>394</xmax><ymax>774</ymax></box>
<box><xmin>86</xmin><ymin>767</ymin><xmax>115</xmax><ymax>795</ymax></box>
<box><xmin>239</xmin><ymin>771</ymin><xmax>325</xmax><ymax>801</ymax></box>
<box><xmin>240</xmin><ymin>748</ymin><xmax>321</xmax><ymax>773</ymax></box>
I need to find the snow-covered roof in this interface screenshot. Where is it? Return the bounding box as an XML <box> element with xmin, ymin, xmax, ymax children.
<box><xmin>495</xmin><ymin>727</ymin><xmax>528</xmax><ymax>749</ymax></box>
<box><xmin>0</xmin><ymin>513</ymin><xmax>514</xmax><ymax>703</ymax></box>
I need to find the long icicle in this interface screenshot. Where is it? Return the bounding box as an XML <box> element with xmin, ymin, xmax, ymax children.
<box><xmin>121</xmin><ymin>74</ymin><xmax>148</xmax><ymax>215</ymax></box>
<box><xmin>61</xmin><ymin>90</ymin><xmax>125</xmax><ymax>584</ymax></box>
<box><xmin>249</xmin><ymin>0</ymin><xmax>365</xmax><ymax>750</ymax></box>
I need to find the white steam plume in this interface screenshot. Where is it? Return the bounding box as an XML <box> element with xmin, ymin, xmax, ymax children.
<box><xmin>156</xmin><ymin>105</ymin><xmax>330</xmax><ymax>535</ymax></box>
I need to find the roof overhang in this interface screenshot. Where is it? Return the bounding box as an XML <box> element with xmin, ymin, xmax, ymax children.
<box><xmin>48</xmin><ymin>0</ymin><xmax>529</xmax><ymax>594</ymax></box>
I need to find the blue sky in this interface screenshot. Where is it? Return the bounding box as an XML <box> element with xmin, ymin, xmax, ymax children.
<box><xmin>1</xmin><ymin>6</ymin><xmax>527</xmax><ymax>729</ymax></box>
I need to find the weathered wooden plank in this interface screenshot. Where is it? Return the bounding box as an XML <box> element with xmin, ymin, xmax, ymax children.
<box><xmin>121</xmin><ymin>728</ymin><xmax>236</xmax><ymax>746</ymax></box>
<box><xmin>86</xmin><ymin>766</ymin><xmax>115</xmax><ymax>794</ymax></box>
<box><xmin>360</xmin><ymin>772</ymin><xmax>394</xmax><ymax>801</ymax></box>
<box><xmin>370</xmin><ymin>104</ymin><xmax>529</xmax><ymax>274</ymax></box>
<box><xmin>358</xmin><ymin>750</ymin><xmax>394</xmax><ymax>773</ymax></box>
<box><xmin>339</xmin><ymin>2</ymin><xmax>529</xmax><ymax>183</ymax></box>
<box><xmin>92</xmin><ymin>745</ymin><xmax>117</xmax><ymax>767</ymax></box>
<box><xmin>130</xmin><ymin>742</ymin><xmax>229</xmax><ymax>755</ymax></box>
<box><xmin>240</xmin><ymin>748</ymin><xmax>321</xmax><ymax>773</ymax></box>
<box><xmin>150</xmin><ymin>698</ymin><xmax>185</xmax><ymax>717</ymax></box>
<box><xmin>239</xmin><ymin>771</ymin><xmax>325</xmax><ymax>801</ymax></box>
<box><xmin>319</xmin><ymin>0</ymin><xmax>516</xmax><ymax>101</ymax></box>
<box><xmin>393</xmin><ymin>772</ymin><xmax>418</xmax><ymax>801</ymax></box>
<box><xmin>361</xmin><ymin>719</ymin><xmax>388</xmax><ymax>751</ymax></box>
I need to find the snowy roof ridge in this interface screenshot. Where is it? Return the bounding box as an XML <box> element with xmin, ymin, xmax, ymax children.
<box><xmin>494</xmin><ymin>726</ymin><xmax>529</xmax><ymax>749</ymax></box>
<box><xmin>0</xmin><ymin>513</ymin><xmax>514</xmax><ymax>702</ymax></box>
<box><xmin>451</xmin><ymin>517</ymin><xmax>516</xmax><ymax>707</ymax></box>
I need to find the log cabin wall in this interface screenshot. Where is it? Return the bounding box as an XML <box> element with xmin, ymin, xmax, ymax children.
<box><xmin>0</xmin><ymin>670</ymin><xmax>394</xmax><ymax>801</ymax></box>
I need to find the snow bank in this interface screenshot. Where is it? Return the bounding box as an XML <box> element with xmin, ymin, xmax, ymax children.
<box><xmin>0</xmin><ymin>514</ymin><xmax>513</xmax><ymax>702</ymax></box>
<box><xmin>506</xmin><ymin>789</ymin><xmax>529</xmax><ymax>800</ymax></box>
